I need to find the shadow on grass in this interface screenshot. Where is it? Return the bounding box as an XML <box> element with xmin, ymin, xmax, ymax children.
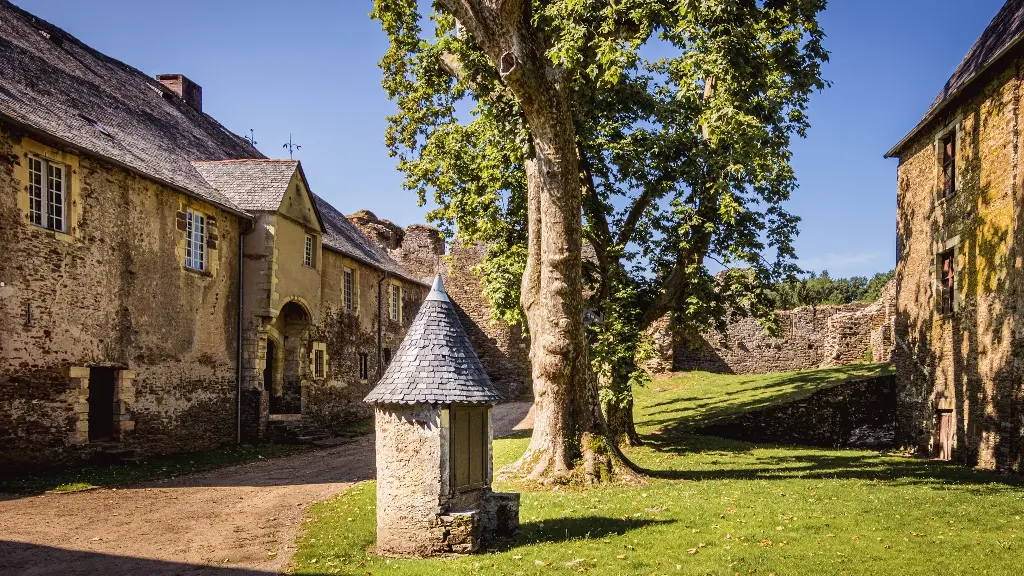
<box><xmin>490</xmin><ymin>516</ymin><xmax>676</xmax><ymax>551</ymax></box>
<box><xmin>639</xmin><ymin>432</ymin><xmax>1024</xmax><ymax>489</ymax></box>
<box><xmin>640</xmin><ymin>364</ymin><xmax>893</xmax><ymax>431</ymax></box>
<box><xmin>0</xmin><ymin>540</ymin><xmax>295</xmax><ymax>576</ymax></box>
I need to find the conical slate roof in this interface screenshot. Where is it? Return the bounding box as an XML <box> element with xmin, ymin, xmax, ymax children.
<box><xmin>364</xmin><ymin>276</ymin><xmax>502</xmax><ymax>405</ymax></box>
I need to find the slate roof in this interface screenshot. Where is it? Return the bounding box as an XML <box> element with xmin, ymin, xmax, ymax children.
<box><xmin>314</xmin><ymin>194</ymin><xmax>427</xmax><ymax>286</ymax></box>
<box><xmin>0</xmin><ymin>0</ymin><xmax>260</xmax><ymax>214</ymax></box>
<box><xmin>365</xmin><ymin>276</ymin><xmax>502</xmax><ymax>405</ymax></box>
<box><xmin>887</xmin><ymin>0</ymin><xmax>1024</xmax><ymax>157</ymax></box>
<box><xmin>192</xmin><ymin>159</ymin><xmax>300</xmax><ymax>212</ymax></box>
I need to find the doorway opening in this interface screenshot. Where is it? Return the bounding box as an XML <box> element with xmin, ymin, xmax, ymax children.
<box><xmin>88</xmin><ymin>367</ymin><xmax>116</xmax><ymax>442</ymax></box>
<box><xmin>269</xmin><ymin>301</ymin><xmax>310</xmax><ymax>415</ymax></box>
<box><xmin>936</xmin><ymin>409</ymin><xmax>954</xmax><ymax>461</ymax></box>
<box><xmin>264</xmin><ymin>339</ymin><xmax>277</xmax><ymax>393</ymax></box>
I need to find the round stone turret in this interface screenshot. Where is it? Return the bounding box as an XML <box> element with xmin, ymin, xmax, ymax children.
<box><xmin>365</xmin><ymin>275</ymin><xmax>517</xmax><ymax>557</ymax></box>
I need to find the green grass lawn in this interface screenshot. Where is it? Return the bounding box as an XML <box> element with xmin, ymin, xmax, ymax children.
<box><xmin>0</xmin><ymin>444</ymin><xmax>304</xmax><ymax>494</ymax></box>
<box><xmin>291</xmin><ymin>364</ymin><xmax>1023</xmax><ymax>576</ymax></box>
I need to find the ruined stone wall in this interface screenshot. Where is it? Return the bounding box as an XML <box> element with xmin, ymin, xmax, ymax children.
<box><xmin>669</xmin><ymin>288</ymin><xmax>894</xmax><ymax>375</ymax></box>
<box><xmin>0</xmin><ymin>126</ymin><xmax>242</xmax><ymax>468</ymax></box>
<box><xmin>894</xmin><ymin>60</ymin><xmax>1024</xmax><ymax>474</ymax></box>
<box><xmin>350</xmin><ymin>217</ymin><xmax>532</xmax><ymax>400</ymax></box>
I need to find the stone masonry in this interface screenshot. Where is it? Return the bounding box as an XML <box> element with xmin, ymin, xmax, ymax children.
<box><xmin>662</xmin><ymin>279</ymin><xmax>896</xmax><ymax>375</ymax></box>
<box><xmin>887</xmin><ymin>0</ymin><xmax>1024</xmax><ymax>474</ymax></box>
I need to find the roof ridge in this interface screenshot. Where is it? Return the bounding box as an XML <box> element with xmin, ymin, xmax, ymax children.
<box><xmin>192</xmin><ymin>158</ymin><xmax>296</xmax><ymax>165</ymax></box>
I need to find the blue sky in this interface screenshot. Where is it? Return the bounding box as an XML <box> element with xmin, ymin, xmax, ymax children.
<box><xmin>12</xmin><ymin>0</ymin><xmax>1007</xmax><ymax>278</ymax></box>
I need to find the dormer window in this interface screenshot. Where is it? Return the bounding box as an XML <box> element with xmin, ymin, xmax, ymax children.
<box><xmin>27</xmin><ymin>156</ymin><xmax>67</xmax><ymax>232</ymax></box>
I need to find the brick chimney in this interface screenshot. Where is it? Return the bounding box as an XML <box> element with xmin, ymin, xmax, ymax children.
<box><xmin>156</xmin><ymin>74</ymin><xmax>202</xmax><ymax>113</ymax></box>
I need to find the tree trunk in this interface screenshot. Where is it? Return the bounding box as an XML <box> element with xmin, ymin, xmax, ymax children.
<box><xmin>602</xmin><ymin>361</ymin><xmax>643</xmax><ymax>447</ymax></box>
<box><xmin>435</xmin><ymin>0</ymin><xmax>632</xmax><ymax>483</ymax></box>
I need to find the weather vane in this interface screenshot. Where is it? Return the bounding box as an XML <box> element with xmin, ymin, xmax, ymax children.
<box><xmin>244</xmin><ymin>129</ymin><xmax>257</xmax><ymax>147</ymax></box>
<box><xmin>283</xmin><ymin>133</ymin><xmax>301</xmax><ymax>159</ymax></box>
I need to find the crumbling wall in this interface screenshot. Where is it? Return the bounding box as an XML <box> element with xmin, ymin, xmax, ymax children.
<box><xmin>664</xmin><ymin>279</ymin><xmax>896</xmax><ymax>375</ymax></box>
<box><xmin>0</xmin><ymin>127</ymin><xmax>242</xmax><ymax>468</ymax></box>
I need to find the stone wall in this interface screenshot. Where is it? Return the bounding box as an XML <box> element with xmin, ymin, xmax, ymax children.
<box><xmin>693</xmin><ymin>374</ymin><xmax>897</xmax><ymax>448</ymax></box>
<box><xmin>893</xmin><ymin>56</ymin><xmax>1024</xmax><ymax>474</ymax></box>
<box><xmin>0</xmin><ymin>126</ymin><xmax>242</xmax><ymax>468</ymax></box>
<box><xmin>349</xmin><ymin>215</ymin><xmax>532</xmax><ymax>400</ymax></box>
<box><xmin>665</xmin><ymin>280</ymin><xmax>896</xmax><ymax>375</ymax></box>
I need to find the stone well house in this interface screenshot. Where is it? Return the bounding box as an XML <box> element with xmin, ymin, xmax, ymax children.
<box><xmin>0</xmin><ymin>1</ymin><xmax>425</xmax><ymax>468</ymax></box>
<box><xmin>886</xmin><ymin>0</ymin><xmax>1024</xmax><ymax>472</ymax></box>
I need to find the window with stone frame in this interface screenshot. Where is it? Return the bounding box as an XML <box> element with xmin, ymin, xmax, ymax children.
<box><xmin>343</xmin><ymin>267</ymin><xmax>355</xmax><ymax>313</ymax></box>
<box><xmin>390</xmin><ymin>283</ymin><xmax>402</xmax><ymax>322</ymax></box>
<box><xmin>313</xmin><ymin>347</ymin><xmax>325</xmax><ymax>379</ymax></box>
<box><xmin>303</xmin><ymin>234</ymin><xmax>315</xmax><ymax>267</ymax></box>
<box><xmin>938</xmin><ymin>249</ymin><xmax>955</xmax><ymax>315</ymax></box>
<box><xmin>941</xmin><ymin>131</ymin><xmax>956</xmax><ymax>199</ymax></box>
<box><xmin>358</xmin><ymin>352</ymin><xmax>369</xmax><ymax>381</ymax></box>
<box><xmin>185</xmin><ymin>209</ymin><xmax>206</xmax><ymax>271</ymax></box>
<box><xmin>27</xmin><ymin>155</ymin><xmax>67</xmax><ymax>232</ymax></box>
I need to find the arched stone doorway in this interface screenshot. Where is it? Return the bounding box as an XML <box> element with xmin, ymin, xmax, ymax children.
<box><xmin>268</xmin><ymin>301</ymin><xmax>310</xmax><ymax>415</ymax></box>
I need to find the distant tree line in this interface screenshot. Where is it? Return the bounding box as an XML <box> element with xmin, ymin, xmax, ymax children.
<box><xmin>769</xmin><ymin>270</ymin><xmax>894</xmax><ymax>311</ymax></box>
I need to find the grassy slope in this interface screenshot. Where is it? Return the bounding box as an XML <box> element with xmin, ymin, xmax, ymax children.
<box><xmin>292</xmin><ymin>364</ymin><xmax>1023</xmax><ymax>576</ymax></box>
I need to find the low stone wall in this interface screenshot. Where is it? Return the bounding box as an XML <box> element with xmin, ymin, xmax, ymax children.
<box><xmin>660</xmin><ymin>279</ymin><xmax>896</xmax><ymax>375</ymax></box>
<box><xmin>693</xmin><ymin>374</ymin><xmax>897</xmax><ymax>448</ymax></box>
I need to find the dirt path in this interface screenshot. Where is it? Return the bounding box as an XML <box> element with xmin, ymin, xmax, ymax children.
<box><xmin>0</xmin><ymin>401</ymin><xmax>533</xmax><ymax>576</ymax></box>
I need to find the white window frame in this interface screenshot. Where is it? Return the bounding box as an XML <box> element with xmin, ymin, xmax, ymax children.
<box><xmin>185</xmin><ymin>209</ymin><xmax>207</xmax><ymax>272</ymax></box>
<box><xmin>27</xmin><ymin>155</ymin><xmax>67</xmax><ymax>232</ymax></box>
<box><xmin>343</xmin><ymin>267</ymin><xmax>355</xmax><ymax>313</ymax></box>
<box><xmin>390</xmin><ymin>283</ymin><xmax>402</xmax><ymax>322</ymax></box>
<box><xmin>303</xmin><ymin>234</ymin><xmax>314</xmax><ymax>268</ymax></box>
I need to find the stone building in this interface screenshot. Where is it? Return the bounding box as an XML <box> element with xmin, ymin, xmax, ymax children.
<box><xmin>349</xmin><ymin>212</ymin><xmax>532</xmax><ymax>400</ymax></box>
<box><xmin>0</xmin><ymin>1</ymin><xmax>425</xmax><ymax>468</ymax></box>
<box><xmin>365</xmin><ymin>276</ymin><xmax>518</xmax><ymax>556</ymax></box>
<box><xmin>886</xmin><ymin>0</ymin><xmax>1024</xmax><ymax>472</ymax></box>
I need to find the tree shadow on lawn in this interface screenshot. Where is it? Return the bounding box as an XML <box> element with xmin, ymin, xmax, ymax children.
<box><xmin>638</xmin><ymin>432</ymin><xmax>1024</xmax><ymax>490</ymax></box>
<box><xmin>489</xmin><ymin>516</ymin><xmax>676</xmax><ymax>551</ymax></box>
<box><xmin>640</xmin><ymin>365</ymin><xmax>892</xmax><ymax>430</ymax></box>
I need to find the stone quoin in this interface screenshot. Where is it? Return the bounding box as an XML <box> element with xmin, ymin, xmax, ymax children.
<box><xmin>365</xmin><ymin>275</ymin><xmax>519</xmax><ymax>556</ymax></box>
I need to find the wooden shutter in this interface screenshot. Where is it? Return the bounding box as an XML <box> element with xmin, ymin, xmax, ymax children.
<box><xmin>451</xmin><ymin>406</ymin><xmax>489</xmax><ymax>491</ymax></box>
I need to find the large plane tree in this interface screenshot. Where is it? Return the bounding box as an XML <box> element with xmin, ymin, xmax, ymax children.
<box><xmin>373</xmin><ymin>0</ymin><xmax>828</xmax><ymax>480</ymax></box>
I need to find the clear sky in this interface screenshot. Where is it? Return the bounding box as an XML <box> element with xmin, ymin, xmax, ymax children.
<box><xmin>11</xmin><ymin>0</ymin><xmax>1007</xmax><ymax>278</ymax></box>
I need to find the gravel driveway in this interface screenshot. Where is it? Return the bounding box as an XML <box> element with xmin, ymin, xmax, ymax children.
<box><xmin>0</xmin><ymin>401</ymin><xmax>533</xmax><ymax>575</ymax></box>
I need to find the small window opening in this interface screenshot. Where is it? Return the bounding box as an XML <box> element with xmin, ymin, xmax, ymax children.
<box><xmin>938</xmin><ymin>249</ymin><xmax>955</xmax><ymax>315</ymax></box>
<box><xmin>383</xmin><ymin>347</ymin><xmax>392</xmax><ymax>366</ymax></box>
<box><xmin>343</xmin><ymin>267</ymin><xmax>354</xmax><ymax>313</ymax></box>
<box><xmin>390</xmin><ymin>284</ymin><xmax>402</xmax><ymax>322</ymax></box>
<box><xmin>313</xmin><ymin>348</ymin><xmax>325</xmax><ymax>379</ymax></box>
<box><xmin>358</xmin><ymin>352</ymin><xmax>369</xmax><ymax>381</ymax></box>
<box><xmin>941</xmin><ymin>132</ymin><xmax>956</xmax><ymax>199</ymax></box>
<box><xmin>303</xmin><ymin>234</ymin><xmax>314</xmax><ymax>267</ymax></box>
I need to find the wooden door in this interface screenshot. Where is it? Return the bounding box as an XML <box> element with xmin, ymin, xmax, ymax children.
<box><xmin>451</xmin><ymin>406</ymin><xmax>489</xmax><ymax>492</ymax></box>
<box><xmin>937</xmin><ymin>411</ymin><xmax>954</xmax><ymax>461</ymax></box>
